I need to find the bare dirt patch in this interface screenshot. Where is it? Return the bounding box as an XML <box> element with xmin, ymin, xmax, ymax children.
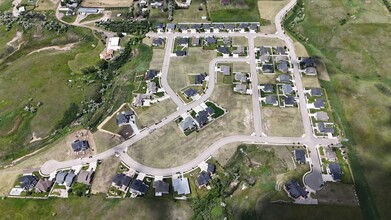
<box><xmin>93</xmin><ymin>131</ymin><xmax>121</xmax><ymax>153</ymax></box>
<box><xmin>301</xmin><ymin>76</ymin><xmax>320</xmax><ymax>88</ymax></box>
<box><xmin>258</xmin><ymin>0</ymin><xmax>289</xmax><ymax>34</ymax></box>
<box><xmin>91</xmin><ymin>156</ymin><xmax>120</xmax><ymax>194</ymax></box>
<box><xmin>149</xmin><ymin>48</ymin><xmax>165</xmax><ymax>70</ymax></box>
<box><xmin>27</xmin><ymin>42</ymin><xmax>78</xmax><ymax>56</ymax></box>
<box><xmin>134</xmin><ymin>98</ymin><xmax>178</xmax><ymax>128</ymax></box>
<box><xmin>258</xmin><ymin>73</ymin><xmax>276</xmax><ymax>84</ymax></box>
<box><xmin>254</xmin><ymin>37</ymin><xmax>286</xmax><ymax>47</ymax></box>
<box><xmin>81</xmin><ymin>0</ymin><xmax>133</xmax><ymax>8</ymax></box>
<box><xmin>261</xmin><ymin>107</ymin><xmax>304</xmax><ymax>137</ymax></box>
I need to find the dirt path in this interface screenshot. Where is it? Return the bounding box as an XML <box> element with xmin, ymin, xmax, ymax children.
<box><xmin>0</xmin><ymin>117</ymin><xmax>22</xmax><ymax>137</ymax></box>
<box><xmin>27</xmin><ymin>42</ymin><xmax>78</xmax><ymax>56</ymax></box>
<box><xmin>12</xmin><ymin>0</ymin><xmax>22</xmax><ymax>17</ymax></box>
<box><xmin>6</xmin><ymin>31</ymin><xmax>22</xmax><ymax>47</ymax></box>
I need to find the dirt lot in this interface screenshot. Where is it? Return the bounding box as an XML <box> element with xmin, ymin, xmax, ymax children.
<box><xmin>258</xmin><ymin>0</ymin><xmax>289</xmax><ymax>34</ymax></box>
<box><xmin>258</xmin><ymin>73</ymin><xmax>276</xmax><ymax>84</ymax></box>
<box><xmin>134</xmin><ymin>99</ymin><xmax>177</xmax><ymax>128</ymax></box>
<box><xmin>313</xmin><ymin>182</ymin><xmax>359</xmax><ymax>206</ymax></box>
<box><xmin>233</xmin><ymin>62</ymin><xmax>250</xmax><ymax>73</ymax></box>
<box><xmin>261</xmin><ymin>107</ymin><xmax>304</xmax><ymax>137</ymax></box>
<box><xmin>128</xmin><ymin>84</ymin><xmax>254</xmax><ymax>168</ymax></box>
<box><xmin>93</xmin><ymin>131</ymin><xmax>121</xmax><ymax>153</ymax></box>
<box><xmin>212</xmin><ymin>143</ymin><xmax>239</xmax><ymax>167</ymax></box>
<box><xmin>168</xmin><ymin>47</ymin><xmax>216</xmax><ymax>92</ymax></box>
<box><xmin>254</xmin><ymin>37</ymin><xmax>286</xmax><ymax>47</ymax></box>
<box><xmin>232</xmin><ymin>37</ymin><xmax>249</xmax><ymax>46</ymax></box>
<box><xmin>81</xmin><ymin>0</ymin><xmax>133</xmax><ymax>7</ymax></box>
<box><xmin>293</xmin><ymin>41</ymin><xmax>309</xmax><ymax>57</ymax></box>
<box><xmin>301</xmin><ymin>75</ymin><xmax>321</xmax><ymax>88</ymax></box>
<box><xmin>91</xmin><ymin>156</ymin><xmax>120</xmax><ymax>194</ymax></box>
<box><xmin>149</xmin><ymin>48</ymin><xmax>165</xmax><ymax>70</ymax></box>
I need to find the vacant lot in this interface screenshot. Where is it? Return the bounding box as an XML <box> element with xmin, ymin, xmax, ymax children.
<box><xmin>128</xmin><ymin>85</ymin><xmax>253</xmax><ymax>168</ymax></box>
<box><xmin>233</xmin><ymin>62</ymin><xmax>250</xmax><ymax>72</ymax></box>
<box><xmin>301</xmin><ymin>75</ymin><xmax>320</xmax><ymax>88</ymax></box>
<box><xmin>168</xmin><ymin>47</ymin><xmax>216</xmax><ymax>92</ymax></box>
<box><xmin>313</xmin><ymin>182</ymin><xmax>359</xmax><ymax>206</ymax></box>
<box><xmin>35</xmin><ymin>0</ymin><xmax>59</xmax><ymax>11</ymax></box>
<box><xmin>208</xmin><ymin>0</ymin><xmax>260</xmax><ymax>22</ymax></box>
<box><xmin>149</xmin><ymin>48</ymin><xmax>165</xmax><ymax>70</ymax></box>
<box><xmin>258</xmin><ymin>73</ymin><xmax>276</xmax><ymax>84</ymax></box>
<box><xmin>254</xmin><ymin>37</ymin><xmax>285</xmax><ymax>47</ymax></box>
<box><xmin>81</xmin><ymin>0</ymin><xmax>133</xmax><ymax>7</ymax></box>
<box><xmin>91</xmin><ymin>156</ymin><xmax>120</xmax><ymax>194</ymax></box>
<box><xmin>93</xmin><ymin>131</ymin><xmax>120</xmax><ymax>153</ymax></box>
<box><xmin>258</xmin><ymin>0</ymin><xmax>288</xmax><ymax>33</ymax></box>
<box><xmin>261</xmin><ymin>107</ymin><xmax>304</xmax><ymax>137</ymax></box>
<box><xmin>232</xmin><ymin>37</ymin><xmax>248</xmax><ymax>46</ymax></box>
<box><xmin>134</xmin><ymin>99</ymin><xmax>177</xmax><ymax>128</ymax></box>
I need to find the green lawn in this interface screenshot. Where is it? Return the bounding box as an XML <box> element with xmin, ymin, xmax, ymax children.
<box><xmin>208</xmin><ymin>0</ymin><xmax>261</xmax><ymax>22</ymax></box>
<box><xmin>68</xmin><ymin>40</ymin><xmax>105</xmax><ymax>74</ymax></box>
<box><xmin>0</xmin><ymin>0</ymin><xmax>13</xmax><ymax>11</ymax></box>
<box><xmin>80</xmin><ymin>13</ymin><xmax>105</xmax><ymax>23</ymax></box>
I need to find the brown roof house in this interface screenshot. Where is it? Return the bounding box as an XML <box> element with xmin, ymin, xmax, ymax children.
<box><xmin>35</xmin><ymin>179</ymin><xmax>53</xmax><ymax>193</ymax></box>
<box><xmin>77</xmin><ymin>170</ymin><xmax>95</xmax><ymax>185</ymax></box>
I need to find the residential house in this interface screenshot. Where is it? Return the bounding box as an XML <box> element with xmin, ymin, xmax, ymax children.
<box><xmin>190</xmin><ymin>24</ymin><xmax>201</xmax><ymax>33</ymax></box>
<box><xmin>277</xmin><ymin>74</ymin><xmax>291</xmax><ymax>83</ymax></box>
<box><xmin>147</xmin><ymin>81</ymin><xmax>158</xmax><ymax>94</ymax></box>
<box><xmin>35</xmin><ymin>179</ymin><xmax>53</xmax><ymax>193</ymax></box>
<box><xmin>281</xmin><ymin>84</ymin><xmax>293</xmax><ymax>95</ymax></box>
<box><xmin>284</xmin><ymin>179</ymin><xmax>308</xmax><ymax>199</ymax></box>
<box><xmin>107</xmin><ymin>37</ymin><xmax>121</xmax><ymax>51</ymax></box>
<box><xmin>219</xmin><ymin>65</ymin><xmax>230</xmax><ymax>76</ymax></box>
<box><xmin>191</xmin><ymin>37</ymin><xmax>200</xmax><ymax>46</ymax></box>
<box><xmin>283</xmin><ymin>96</ymin><xmax>296</xmax><ymax>107</ymax></box>
<box><xmin>217</xmin><ymin>47</ymin><xmax>230</xmax><ymax>56</ymax></box>
<box><xmin>177</xmin><ymin>37</ymin><xmax>188</xmax><ymax>47</ymax></box>
<box><xmin>55</xmin><ymin>171</ymin><xmax>68</xmax><ymax>185</ymax></box>
<box><xmin>265</xmin><ymin>95</ymin><xmax>278</xmax><ymax>106</ymax></box>
<box><xmin>234</xmin><ymin>72</ymin><xmax>248</xmax><ymax>83</ymax></box>
<box><xmin>154</xmin><ymin>23</ymin><xmax>164</xmax><ymax>32</ymax></box>
<box><xmin>305</xmin><ymin>67</ymin><xmax>317</xmax><ymax>75</ymax></box>
<box><xmin>260</xmin><ymin>54</ymin><xmax>270</xmax><ymax>63</ymax></box>
<box><xmin>71</xmin><ymin>140</ymin><xmax>90</xmax><ymax>153</ymax></box>
<box><xmin>202</xmin><ymin>23</ymin><xmax>211</xmax><ymax>32</ymax></box>
<box><xmin>310</xmin><ymin>88</ymin><xmax>322</xmax><ymax>96</ymax></box>
<box><xmin>262</xmin><ymin>64</ymin><xmax>273</xmax><ymax>73</ymax></box>
<box><xmin>194</xmin><ymin>74</ymin><xmax>205</xmax><ymax>84</ymax></box>
<box><xmin>152</xmin><ymin>38</ymin><xmax>164</xmax><ymax>47</ymax></box>
<box><xmin>112</xmin><ymin>173</ymin><xmax>132</xmax><ymax>192</ymax></box>
<box><xmin>64</xmin><ymin>172</ymin><xmax>76</xmax><ymax>187</ymax></box>
<box><xmin>324</xmin><ymin>146</ymin><xmax>337</xmax><ymax>162</ymax></box>
<box><xmin>301</xmin><ymin>57</ymin><xmax>315</xmax><ymax>68</ymax></box>
<box><xmin>166</xmin><ymin>23</ymin><xmax>176</xmax><ymax>32</ymax></box>
<box><xmin>238</xmin><ymin>23</ymin><xmax>249</xmax><ymax>32</ymax></box>
<box><xmin>294</xmin><ymin>149</ymin><xmax>306</xmax><ymax>164</ymax></box>
<box><xmin>222</xmin><ymin>37</ymin><xmax>231</xmax><ymax>46</ymax></box>
<box><xmin>317</xmin><ymin>122</ymin><xmax>334</xmax><ymax>134</ymax></box>
<box><xmin>315</xmin><ymin>111</ymin><xmax>329</xmax><ymax>121</ymax></box>
<box><xmin>327</xmin><ymin>163</ymin><xmax>342</xmax><ymax>181</ymax></box>
<box><xmin>205</xmin><ymin>106</ymin><xmax>215</xmax><ymax>115</ymax></box>
<box><xmin>172</xmin><ymin>177</ymin><xmax>190</xmax><ymax>195</ymax></box>
<box><xmin>259</xmin><ymin>46</ymin><xmax>269</xmax><ymax>55</ymax></box>
<box><xmin>178</xmin><ymin>117</ymin><xmax>195</xmax><ymax>132</ymax></box>
<box><xmin>195</xmin><ymin>110</ymin><xmax>209</xmax><ymax>127</ymax></box>
<box><xmin>277</xmin><ymin>61</ymin><xmax>289</xmax><ymax>73</ymax></box>
<box><xmin>196</xmin><ymin>171</ymin><xmax>211</xmax><ymax>188</ymax></box>
<box><xmin>314</xmin><ymin>98</ymin><xmax>325</xmax><ymax>109</ymax></box>
<box><xmin>145</xmin><ymin>69</ymin><xmax>159</xmax><ymax>80</ymax></box>
<box><xmin>153</xmin><ymin>180</ymin><xmax>169</xmax><ymax>196</ymax></box>
<box><xmin>234</xmin><ymin>84</ymin><xmax>247</xmax><ymax>94</ymax></box>
<box><xmin>116</xmin><ymin>111</ymin><xmax>134</xmax><ymax>126</ymax></box>
<box><xmin>232</xmin><ymin>46</ymin><xmax>245</xmax><ymax>56</ymax></box>
<box><xmin>133</xmin><ymin>94</ymin><xmax>152</xmax><ymax>107</ymax></box>
<box><xmin>175</xmin><ymin>50</ymin><xmax>187</xmax><ymax>57</ymax></box>
<box><xmin>261</xmin><ymin>84</ymin><xmax>274</xmax><ymax>93</ymax></box>
<box><xmin>224</xmin><ymin>24</ymin><xmax>235</xmax><ymax>32</ymax></box>
<box><xmin>19</xmin><ymin>175</ymin><xmax>38</xmax><ymax>190</ymax></box>
<box><xmin>78</xmin><ymin>7</ymin><xmax>100</xmax><ymax>15</ymax></box>
<box><xmin>178</xmin><ymin>24</ymin><xmax>189</xmax><ymax>32</ymax></box>
<box><xmin>129</xmin><ymin>179</ymin><xmax>148</xmax><ymax>196</ymax></box>
<box><xmin>204</xmin><ymin>36</ymin><xmax>217</xmax><ymax>46</ymax></box>
<box><xmin>249</xmin><ymin>23</ymin><xmax>258</xmax><ymax>32</ymax></box>
<box><xmin>276</xmin><ymin>46</ymin><xmax>287</xmax><ymax>55</ymax></box>
<box><xmin>183</xmin><ymin>88</ymin><xmax>198</xmax><ymax>98</ymax></box>
<box><xmin>207</xmin><ymin>163</ymin><xmax>216</xmax><ymax>175</ymax></box>
<box><xmin>213</xmin><ymin>23</ymin><xmax>224</xmax><ymax>32</ymax></box>
<box><xmin>275</xmin><ymin>55</ymin><xmax>288</xmax><ymax>63</ymax></box>
<box><xmin>77</xmin><ymin>170</ymin><xmax>95</xmax><ymax>185</ymax></box>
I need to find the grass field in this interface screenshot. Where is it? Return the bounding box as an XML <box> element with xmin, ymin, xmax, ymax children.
<box><xmin>134</xmin><ymin>99</ymin><xmax>177</xmax><ymax>128</ymax></box>
<box><xmin>91</xmin><ymin>156</ymin><xmax>120</xmax><ymax>194</ymax></box>
<box><xmin>258</xmin><ymin>0</ymin><xmax>288</xmax><ymax>33</ymax></box>
<box><xmin>168</xmin><ymin>47</ymin><xmax>216</xmax><ymax>92</ymax></box>
<box><xmin>81</xmin><ymin>0</ymin><xmax>133</xmax><ymax>7</ymax></box>
<box><xmin>233</xmin><ymin>62</ymin><xmax>250</xmax><ymax>72</ymax></box>
<box><xmin>261</xmin><ymin>107</ymin><xmax>304</xmax><ymax>137</ymax></box>
<box><xmin>208</xmin><ymin>0</ymin><xmax>262</xmax><ymax>22</ymax></box>
<box><xmin>149</xmin><ymin>48</ymin><xmax>165</xmax><ymax>70</ymax></box>
<box><xmin>286</xmin><ymin>0</ymin><xmax>391</xmax><ymax>219</ymax></box>
<box><xmin>128</xmin><ymin>84</ymin><xmax>253</xmax><ymax>168</ymax></box>
<box><xmin>254</xmin><ymin>37</ymin><xmax>286</xmax><ymax>47</ymax></box>
<box><xmin>173</xmin><ymin>0</ymin><xmax>208</xmax><ymax>23</ymax></box>
<box><xmin>232</xmin><ymin>37</ymin><xmax>248</xmax><ymax>46</ymax></box>
<box><xmin>0</xmin><ymin>0</ymin><xmax>12</xmax><ymax>11</ymax></box>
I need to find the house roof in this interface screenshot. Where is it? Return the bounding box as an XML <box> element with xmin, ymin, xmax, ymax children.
<box><xmin>235</xmin><ymin>84</ymin><xmax>247</xmax><ymax>93</ymax></box>
<box><xmin>178</xmin><ymin>24</ymin><xmax>189</xmax><ymax>30</ymax></box>
<box><xmin>183</xmin><ymin>88</ymin><xmax>197</xmax><ymax>97</ymax></box>
<box><xmin>277</xmin><ymin>61</ymin><xmax>289</xmax><ymax>73</ymax></box>
<box><xmin>78</xmin><ymin>7</ymin><xmax>99</xmax><ymax>14</ymax></box>
<box><xmin>145</xmin><ymin>69</ymin><xmax>158</xmax><ymax>80</ymax></box>
<box><xmin>301</xmin><ymin>57</ymin><xmax>315</xmax><ymax>68</ymax></box>
<box><xmin>259</xmin><ymin>46</ymin><xmax>269</xmax><ymax>55</ymax></box>
<box><xmin>205</xmin><ymin>106</ymin><xmax>215</xmax><ymax>115</ymax></box>
<box><xmin>284</xmin><ymin>96</ymin><xmax>295</xmax><ymax>105</ymax></box>
<box><xmin>176</xmin><ymin>50</ymin><xmax>187</xmax><ymax>56</ymax></box>
<box><xmin>35</xmin><ymin>179</ymin><xmax>53</xmax><ymax>192</ymax></box>
<box><xmin>284</xmin><ymin>179</ymin><xmax>308</xmax><ymax>198</ymax></box>
<box><xmin>71</xmin><ymin>140</ymin><xmax>90</xmax><ymax>152</ymax></box>
<box><xmin>195</xmin><ymin>113</ymin><xmax>209</xmax><ymax>126</ymax></box>
<box><xmin>77</xmin><ymin>170</ymin><xmax>94</xmax><ymax>185</ymax></box>
<box><xmin>249</xmin><ymin>23</ymin><xmax>258</xmax><ymax>30</ymax></box>
<box><xmin>281</xmin><ymin>84</ymin><xmax>293</xmax><ymax>94</ymax></box>
<box><xmin>133</xmin><ymin>94</ymin><xmax>152</xmax><ymax>106</ymax></box>
<box><xmin>194</xmin><ymin>74</ymin><xmax>205</xmax><ymax>84</ymax></box>
<box><xmin>179</xmin><ymin>117</ymin><xmax>194</xmax><ymax>131</ymax></box>
<box><xmin>328</xmin><ymin>163</ymin><xmax>342</xmax><ymax>181</ymax></box>
<box><xmin>324</xmin><ymin>146</ymin><xmax>337</xmax><ymax>161</ymax></box>
<box><xmin>191</xmin><ymin>24</ymin><xmax>201</xmax><ymax>29</ymax></box>
<box><xmin>315</xmin><ymin>111</ymin><xmax>329</xmax><ymax>121</ymax></box>
<box><xmin>310</xmin><ymin>88</ymin><xmax>322</xmax><ymax>96</ymax></box>
<box><xmin>191</xmin><ymin>37</ymin><xmax>200</xmax><ymax>45</ymax></box>
<box><xmin>153</xmin><ymin>180</ymin><xmax>169</xmax><ymax>194</ymax></box>
<box><xmin>196</xmin><ymin>171</ymin><xmax>211</xmax><ymax>186</ymax></box>
<box><xmin>19</xmin><ymin>175</ymin><xmax>38</xmax><ymax>189</ymax></box>
<box><xmin>130</xmin><ymin>179</ymin><xmax>148</xmax><ymax>194</ymax></box>
<box><xmin>204</xmin><ymin>36</ymin><xmax>217</xmax><ymax>45</ymax></box>
<box><xmin>224</xmin><ymin>24</ymin><xmax>235</xmax><ymax>30</ymax></box>
<box><xmin>172</xmin><ymin>177</ymin><xmax>190</xmax><ymax>195</ymax></box>
<box><xmin>202</xmin><ymin>23</ymin><xmax>210</xmax><ymax>29</ymax></box>
<box><xmin>234</xmin><ymin>72</ymin><xmax>247</xmax><ymax>82</ymax></box>
<box><xmin>217</xmin><ymin>47</ymin><xmax>230</xmax><ymax>54</ymax></box>
<box><xmin>213</xmin><ymin>23</ymin><xmax>224</xmax><ymax>29</ymax></box>
<box><xmin>64</xmin><ymin>172</ymin><xmax>76</xmax><ymax>187</ymax></box>
<box><xmin>265</xmin><ymin>96</ymin><xmax>277</xmax><ymax>105</ymax></box>
<box><xmin>177</xmin><ymin>37</ymin><xmax>188</xmax><ymax>45</ymax></box>
<box><xmin>152</xmin><ymin>38</ymin><xmax>164</xmax><ymax>46</ymax></box>
<box><xmin>276</xmin><ymin>46</ymin><xmax>287</xmax><ymax>55</ymax></box>
<box><xmin>260</xmin><ymin>54</ymin><xmax>270</xmax><ymax>63</ymax></box>
<box><xmin>167</xmin><ymin>23</ymin><xmax>176</xmax><ymax>30</ymax></box>
<box><xmin>262</xmin><ymin>64</ymin><xmax>273</xmax><ymax>73</ymax></box>
<box><xmin>314</xmin><ymin>98</ymin><xmax>325</xmax><ymax>108</ymax></box>
<box><xmin>155</xmin><ymin>23</ymin><xmax>163</xmax><ymax>29</ymax></box>
<box><xmin>294</xmin><ymin>150</ymin><xmax>306</xmax><ymax>164</ymax></box>
<box><xmin>112</xmin><ymin>173</ymin><xmax>132</xmax><ymax>187</ymax></box>
<box><xmin>220</xmin><ymin>65</ymin><xmax>230</xmax><ymax>76</ymax></box>
<box><xmin>55</xmin><ymin>171</ymin><xmax>68</xmax><ymax>184</ymax></box>
<box><xmin>239</xmin><ymin>23</ymin><xmax>249</xmax><ymax>29</ymax></box>
<box><xmin>147</xmin><ymin>81</ymin><xmax>157</xmax><ymax>93</ymax></box>
<box><xmin>305</xmin><ymin>67</ymin><xmax>317</xmax><ymax>74</ymax></box>
<box><xmin>317</xmin><ymin>122</ymin><xmax>334</xmax><ymax>134</ymax></box>
<box><xmin>275</xmin><ymin>55</ymin><xmax>288</xmax><ymax>63</ymax></box>
<box><xmin>277</xmin><ymin>74</ymin><xmax>290</xmax><ymax>83</ymax></box>
<box><xmin>207</xmin><ymin>163</ymin><xmax>216</xmax><ymax>174</ymax></box>
<box><xmin>262</xmin><ymin>84</ymin><xmax>274</xmax><ymax>93</ymax></box>
<box><xmin>116</xmin><ymin>114</ymin><xmax>129</xmax><ymax>126</ymax></box>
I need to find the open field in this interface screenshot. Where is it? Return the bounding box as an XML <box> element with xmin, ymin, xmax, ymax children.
<box><xmin>233</xmin><ymin>61</ymin><xmax>250</xmax><ymax>72</ymax></box>
<box><xmin>91</xmin><ymin>156</ymin><xmax>120</xmax><ymax>194</ymax></box>
<box><xmin>232</xmin><ymin>37</ymin><xmax>248</xmax><ymax>46</ymax></box>
<box><xmin>0</xmin><ymin>0</ymin><xmax>12</xmax><ymax>11</ymax></box>
<box><xmin>81</xmin><ymin>0</ymin><xmax>133</xmax><ymax>7</ymax></box>
<box><xmin>134</xmin><ymin>99</ymin><xmax>177</xmax><ymax>128</ymax></box>
<box><xmin>149</xmin><ymin>48</ymin><xmax>165</xmax><ymax>70</ymax></box>
<box><xmin>128</xmin><ymin>84</ymin><xmax>253</xmax><ymax>168</ymax></box>
<box><xmin>173</xmin><ymin>0</ymin><xmax>208</xmax><ymax>23</ymax></box>
<box><xmin>301</xmin><ymin>75</ymin><xmax>320</xmax><ymax>88</ymax></box>
<box><xmin>168</xmin><ymin>47</ymin><xmax>216</xmax><ymax>92</ymax></box>
<box><xmin>286</xmin><ymin>0</ymin><xmax>391</xmax><ymax>218</ymax></box>
<box><xmin>258</xmin><ymin>0</ymin><xmax>288</xmax><ymax>34</ymax></box>
<box><xmin>93</xmin><ymin>131</ymin><xmax>121</xmax><ymax>153</ymax></box>
<box><xmin>313</xmin><ymin>182</ymin><xmax>359</xmax><ymax>206</ymax></box>
<box><xmin>208</xmin><ymin>0</ymin><xmax>261</xmax><ymax>22</ymax></box>
<box><xmin>254</xmin><ymin>37</ymin><xmax>285</xmax><ymax>47</ymax></box>
<box><xmin>261</xmin><ymin>107</ymin><xmax>304</xmax><ymax>137</ymax></box>
<box><xmin>258</xmin><ymin>73</ymin><xmax>276</xmax><ymax>84</ymax></box>
<box><xmin>35</xmin><ymin>0</ymin><xmax>59</xmax><ymax>11</ymax></box>
<box><xmin>0</xmin><ymin>194</ymin><xmax>192</xmax><ymax>219</ymax></box>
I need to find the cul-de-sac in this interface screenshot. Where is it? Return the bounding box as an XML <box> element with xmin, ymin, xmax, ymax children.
<box><xmin>0</xmin><ymin>0</ymin><xmax>390</xmax><ymax>219</ymax></box>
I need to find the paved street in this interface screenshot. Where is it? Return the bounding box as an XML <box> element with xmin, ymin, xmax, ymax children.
<box><xmin>39</xmin><ymin>0</ymin><xmax>338</xmax><ymax>192</ymax></box>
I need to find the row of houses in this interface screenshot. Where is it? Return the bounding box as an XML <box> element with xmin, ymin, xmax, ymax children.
<box><xmin>133</xmin><ymin>69</ymin><xmax>165</xmax><ymax>107</ymax></box>
<box><xmin>155</xmin><ymin>22</ymin><xmax>259</xmax><ymax>33</ymax></box>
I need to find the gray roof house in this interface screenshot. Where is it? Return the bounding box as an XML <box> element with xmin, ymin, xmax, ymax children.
<box><xmin>112</xmin><ymin>173</ymin><xmax>132</xmax><ymax>192</ymax></box>
<box><xmin>276</xmin><ymin>46</ymin><xmax>287</xmax><ymax>55</ymax></box>
<box><xmin>234</xmin><ymin>72</ymin><xmax>248</xmax><ymax>82</ymax></box>
<box><xmin>196</xmin><ymin>171</ymin><xmax>211</xmax><ymax>187</ymax></box>
<box><xmin>55</xmin><ymin>171</ymin><xmax>68</xmax><ymax>185</ymax></box>
<box><xmin>191</xmin><ymin>24</ymin><xmax>201</xmax><ymax>31</ymax></box>
<box><xmin>175</xmin><ymin>50</ymin><xmax>187</xmax><ymax>57</ymax></box>
<box><xmin>249</xmin><ymin>23</ymin><xmax>258</xmax><ymax>32</ymax></box>
<box><xmin>167</xmin><ymin>23</ymin><xmax>176</xmax><ymax>31</ymax></box>
<box><xmin>178</xmin><ymin>117</ymin><xmax>195</xmax><ymax>131</ymax></box>
<box><xmin>71</xmin><ymin>140</ymin><xmax>89</xmax><ymax>152</ymax></box>
<box><xmin>281</xmin><ymin>84</ymin><xmax>293</xmax><ymax>95</ymax></box>
<box><xmin>133</xmin><ymin>94</ymin><xmax>152</xmax><ymax>107</ymax></box>
<box><xmin>191</xmin><ymin>37</ymin><xmax>200</xmax><ymax>46</ymax></box>
<box><xmin>310</xmin><ymin>88</ymin><xmax>322</xmax><ymax>96</ymax></box>
<box><xmin>145</xmin><ymin>69</ymin><xmax>158</xmax><ymax>80</ymax></box>
<box><xmin>204</xmin><ymin>37</ymin><xmax>217</xmax><ymax>45</ymax></box>
<box><xmin>283</xmin><ymin>96</ymin><xmax>295</xmax><ymax>107</ymax></box>
<box><xmin>205</xmin><ymin>106</ymin><xmax>215</xmax><ymax>115</ymax></box>
<box><xmin>234</xmin><ymin>84</ymin><xmax>247</xmax><ymax>94</ymax></box>
<box><xmin>178</xmin><ymin>24</ymin><xmax>189</xmax><ymax>32</ymax></box>
<box><xmin>224</xmin><ymin>24</ymin><xmax>235</xmax><ymax>32</ymax></box>
<box><xmin>275</xmin><ymin>55</ymin><xmax>288</xmax><ymax>63</ymax></box>
<box><xmin>328</xmin><ymin>163</ymin><xmax>342</xmax><ymax>181</ymax></box>
<box><xmin>259</xmin><ymin>46</ymin><xmax>269</xmax><ymax>55</ymax></box>
<box><xmin>238</xmin><ymin>22</ymin><xmax>249</xmax><ymax>30</ymax></box>
<box><xmin>261</xmin><ymin>84</ymin><xmax>274</xmax><ymax>93</ymax></box>
<box><xmin>324</xmin><ymin>146</ymin><xmax>337</xmax><ymax>161</ymax></box>
<box><xmin>172</xmin><ymin>177</ymin><xmax>190</xmax><ymax>195</ymax></box>
<box><xmin>147</xmin><ymin>81</ymin><xmax>157</xmax><ymax>94</ymax></box>
<box><xmin>317</xmin><ymin>122</ymin><xmax>334</xmax><ymax>134</ymax></box>
<box><xmin>262</xmin><ymin>64</ymin><xmax>273</xmax><ymax>73</ymax></box>
<box><xmin>301</xmin><ymin>57</ymin><xmax>315</xmax><ymax>68</ymax></box>
<box><xmin>35</xmin><ymin>179</ymin><xmax>53</xmax><ymax>193</ymax></box>
<box><xmin>177</xmin><ymin>37</ymin><xmax>188</xmax><ymax>46</ymax></box>
<box><xmin>78</xmin><ymin>7</ymin><xmax>99</xmax><ymax>15</ymax></box>
<box><xmin>277</xmin><ymin>61</ymin><xmax>289</xmax><ymax>73</ymax></box>
<box><xmin>277</xmin><ymin>74</ymin><xmax>291</xmax><ymax>83</ymax></box>
<box><xmin>202</xmin><ymin>23</ymin><xmax>210</xmax><ymax>30</ymax></box>
<box><xmin>265</xmin><ymin>95</ymin><xmax>278</xmax><ymax>106</ymax></box>
<box><xmin>220</xmin><ymin>65</ymin><xmax>230</xmax><ymax>76</ymax></box>
<box><xmin>284</xmin><ymin>179</ymin><xmax>308</xmax><ymax>199</ymax></box>
<box><xmin>19</xmin><ymin>175</ymin><xmax>38</xmax><ymax>190</ymax></box>
<box><xmin>314</xmin><ymin>98</ymin><xmax>325</xmax><ymax>109</ymax></box>
<box><xmin>129</xmin><ymin>179</ymin><xmax>148</xmax><ymax>196</ymax></box>
<box><xmin>315</xmin><ymin>111</ymin><xmax>329</xmax><ymax>121</ymax></box>
<box><xmin>194</xmin><ymin>74</ymin><xmax>205</xmax><ymax>84</ymax></box>
<box><xmin>294</xmin><ymin>150</ymin><xmax>306</xmax><ymax>164</ymax></box>
<box><xmin>305</xmin><ymin>67</ymin><xmax>317</xmax><ymax>75</ymax></box>
<box><xmin>217</xmin><ymin>47</ymin><xmax>230</xmax><ymax>55</ymax></box>
<box><xmin>207</xmin><ymin>163</ymin><xmax>216</xmax><ymax>175</ymax></box>
<box><xmin>260</xmin><ymin>54</ymin><xmax>270</xmax><ymax>63</ymax></box>
<box><xmin>152</xmin><ymin>38</ymin><xmax>164</xmax><ymax>47</ymax></box>
<box><xmin>213</xmin><ymin>23</ymin><xmax>224</xmax><ymax>30</ymax></box>
<box><xmin>64</xmin><ymin>172</ymin><xmax>76</xmax><ymax>187</ymax></box>
<box><xmin>183</xmin><ymin>88</ymin><xmax>198</xmax><ymax>98</ymax></box>
<box><xmin>77</xmin><ymin>170</ymin><xmax>94</xmax><ymax>185</ymax></box>
<box><xmin>153</xmin><ymin>180</ymin><xmax>169</xmax><ymax>196</ymax></box>
<box><xmin>116</xmin><ymin>111</ymin><xmax>134</xmax><ymax>126</ymax></box>
<box><xmin>195</xmin><ymin>111</ymin><xmax>209</xmax><ymax>127</ymax></box>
